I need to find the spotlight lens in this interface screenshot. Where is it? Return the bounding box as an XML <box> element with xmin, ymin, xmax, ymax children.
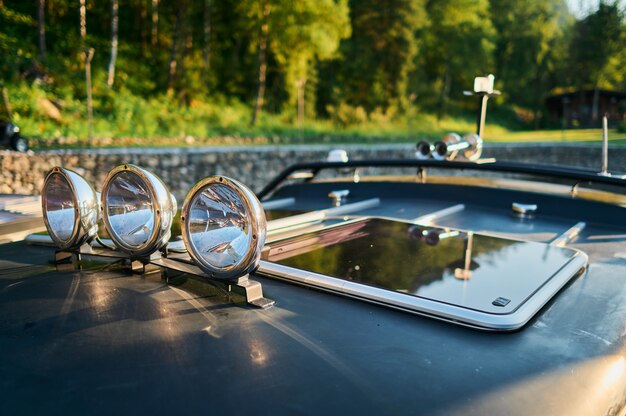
<box><xmin>187</xmin><ymin>183</ymin><xmax>253</xmax><ymax>269</ymax></box>
<box><xmin>105</xmin><ymin>171</ymin><xmax>155</xmax><ymax>248</ymax></box>
<box><xmin>44</xmin><ymin>172</ymin><xmax>76</xmax><ymax>243</ymax></box>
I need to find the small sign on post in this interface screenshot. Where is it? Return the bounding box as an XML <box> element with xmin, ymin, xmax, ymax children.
<box><xmin>464</xmin><ymin>74</ymin><xmax>500</xmax><ymax>138</ymax></box>
<box><xmin>474</xmin><ymin>75</ymin><xmax>495</xmax><ymax>95</ymax></box>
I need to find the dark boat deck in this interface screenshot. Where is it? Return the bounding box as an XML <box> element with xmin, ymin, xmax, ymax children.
<box><xmin>1</xmin><ymin>178</ymin><xmax>625</xmax><ymax>415</ymax></box>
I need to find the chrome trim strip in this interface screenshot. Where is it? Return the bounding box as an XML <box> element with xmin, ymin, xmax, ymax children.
<box><xmin>551</xmin><ymin>222</ymin><xmax>586</xmax><ymax>247</ymax></box>
<box><xmin>152</xmin><ymin>256</ymin><xmax>207</xmax><ymax>276</ymax></box>
<box><xmin>25</xmin><ymin>233</ymin><xmax>189</xmax><ymax>254</ymax></box>
<box><xmin>262</xmin><ymin>198</ymin><xmax>295</xmax><ymax>210</ymax></box>
<box><xmin>412</xmin><ymin>204</ymin><xmax>465</xmax><ymax>225</ymax></box>
<box><xmin>266</xmin><ymin>217</ymin><xmax>367</xmax><ymax>244</ymax></box>
<box><xmin>266</xmin><ymin>198</ymin><xmax>380</xmax><ymax>232</ymax></box>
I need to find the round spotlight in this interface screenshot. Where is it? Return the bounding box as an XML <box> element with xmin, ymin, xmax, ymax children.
<box><xmin>101</xmin><ymin>164</ymin><xmax>177</xmax><ymax>257</ymax></box>
<box><xmin>181</xmin><ymin>176</ymin><xmax>266</xmax><ymax>280</ymax></box>
<box><xmin>41</xmin><ymin>167</ymin><xmax>99</xmax><ymax>250</ymax></box>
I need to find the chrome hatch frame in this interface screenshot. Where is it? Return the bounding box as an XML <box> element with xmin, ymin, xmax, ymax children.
<box><xmin>256</xmin><ymin>215</ymin><xmax>589</xmax><ymax>332</ymax></box>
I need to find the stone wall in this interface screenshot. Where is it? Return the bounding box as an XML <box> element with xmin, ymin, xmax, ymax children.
<box><xmin>1</xmin><ymin>143</ymin><xmax>625</xmax><ymax>201</ymax></box>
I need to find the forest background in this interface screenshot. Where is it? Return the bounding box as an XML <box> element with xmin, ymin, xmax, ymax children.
<box><xmin>1</xmin><ymin>0</ymin><xmax>625</xmax><ymax>148</ymax></box>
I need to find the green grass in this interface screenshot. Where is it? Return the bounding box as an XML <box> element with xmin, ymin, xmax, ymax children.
<box><xmin>5</xmin><ymin>82</ymin><xmax>625</xmax><ymax>149</ymax></box>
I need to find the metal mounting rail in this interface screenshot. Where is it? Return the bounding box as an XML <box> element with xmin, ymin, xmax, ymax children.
<box><xmin>26</xmin><ymin>233</ymin><xmax>276</xmax><ymax>310</ymax></box>
<box><xmin>257</xmin><ymin>159</ymin><xmax>626</xmax><ymax>199</ymax></box>
<box><xmin>551</xmin><ymin>222</ymin><xmax>586</xmax><ymax>247</ymax></box>
<box><xmin>267</xmin><ymin>198</ymin><xmax>380</xmax><ymax>234</ymax></box>
<box><xmin>411</xmin><ymin>204</ymin><xmax>465</xmax><ymax>225</ymax></box>
<box><xmin>262</xmin><ymin>197</ymin><xmax>295</xmax><ymax>210</ymax></box>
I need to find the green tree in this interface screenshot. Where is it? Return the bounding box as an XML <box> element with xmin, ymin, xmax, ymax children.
<box><xmin>37</xmin><ymin>0</ymin><xmax>45</xmax><ymax>59</ymax></box>
<box><xmin>250</xmin><ymin>0</ymin><xmax>270</xmax><ymax>126</ymax></box>
<box><xmin>418</xmin><ymin>0</ymin><xmax>495</xmax><ymax>119</ymax></box>
<box><xmin>569</xmin><ymin>2</ymin><xmax>624</xmax><ymax>123</ymax></box>
<box><xmin>269</xmin><ymin>0</ymin><xmax>351</xmax><ymax>123</ymax></box>
<box><xmin>323</xmin><ymin>0</ymin><xmax>426</xmax><ymax>114</ymax></box>
<box><xmin>106</xmin><ymin>0</ymin><xmax>118</xmax><ymax>88</ymax></box>
<box><xmin>490</xmin><ymin>0</ymin><xmax>569</xmax><ymax>127</ymax></box>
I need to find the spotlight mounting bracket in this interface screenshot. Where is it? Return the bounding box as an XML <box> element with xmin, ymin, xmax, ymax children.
<box><xmin>52</xmin><ymin>243</ymin><xmax>164</xmax><ymax>275</ymax></box>
<box><xmin>154</xmin><ymin>255</ymin><xmax>275</xmax><ymax>309</ymax></box>
<box><xmin>48</xmin><ymin>241</ymin><xmax>273</xmax><ymax>308</ymax></box>
<box><xmin>41</xmin><ymin>166</ymin><xmax>273</xmax><ymax>309</ymax></box>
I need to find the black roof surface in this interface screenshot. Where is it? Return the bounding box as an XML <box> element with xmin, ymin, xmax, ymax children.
<box><xmin>1</xmin><ymin>178</ymin><xmax>625</xmax><ymax>415</ymax></box>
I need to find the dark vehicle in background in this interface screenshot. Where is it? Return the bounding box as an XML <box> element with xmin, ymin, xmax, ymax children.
<box><xmin>0</xmin><ymin>120</ymin><xmax>28</xmax><ymax>152</ymax></box>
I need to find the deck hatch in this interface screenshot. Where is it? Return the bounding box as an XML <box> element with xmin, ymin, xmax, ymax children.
<box><xmin>258</xmin><ymin>218</ymin><xmax>587</xmax><ymax>331</ymax></box>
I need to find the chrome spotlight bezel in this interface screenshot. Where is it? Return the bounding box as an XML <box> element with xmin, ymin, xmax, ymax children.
<box><xmin>181</xmin><ymin>176</ymin><xmax>267</xmax><ymax>280</ymax></box>
<box><xmin>415</xmin><ymin>140</ymin><xmax>433</xmax><ymax>160</ymax></box>
<box><xmin>41</xmin><ymin>167</ymin><xmax>99</xmax><ymax>250</ymax></box>
<box><xmin>433</xmin><ymin>133</ymin><xmax>462</xmax><ymax>161</ymax></box>
<box><xmin>101</xmin><ymin>164</ymin><xmax>177</xmax><ymax>257</ymax></box>
<box><xmin>462</xmin><ymin>133</ymin><xmax>483</xmax><ymax>161</ymax></box>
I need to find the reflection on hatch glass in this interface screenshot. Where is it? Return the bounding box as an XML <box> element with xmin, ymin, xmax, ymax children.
<box><xmin>264</xmin><ymin>219</ymin><xmax>578</xmax><ymax>314</ymax></box>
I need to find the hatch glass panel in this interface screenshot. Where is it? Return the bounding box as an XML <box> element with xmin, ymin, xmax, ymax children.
<box><xmin>261</xmin><ymin>218</ymin><xmax>586</xmax><ymax>329</ymax></box>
